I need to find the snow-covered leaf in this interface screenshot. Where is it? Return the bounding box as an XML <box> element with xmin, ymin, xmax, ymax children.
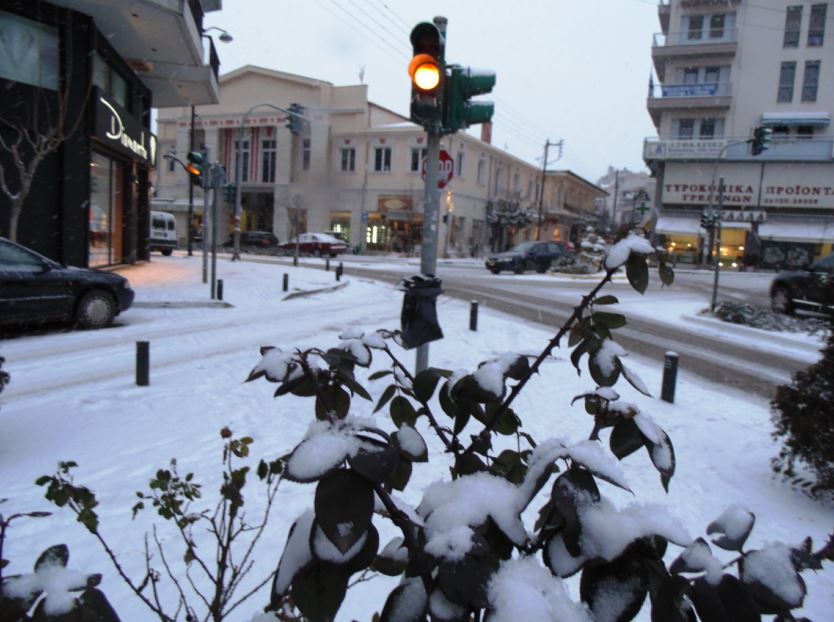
<box><xmin>741</xmin><ymin>543</ymin><xmax>806</xmax><ymax>612</ymax></box>
<box><xmin>314</xmin><ymin>469</ymin><xmax>374</xmax><ymax>554</ymax></box>
<box><xmin>413</xmin><ymin>368</ymin><xmax>443</xmax><ymax>402</ymax></box>
<box><xmin>579</xmin><ymin>546</ymin><xmax>649</xmax><ymax>622</ymax></box>
<box><xmin>347</xmin><ymin>440</ymin><xmax>399</xmax><ymax>484</ymax></box>
<box><xmin>620</xmin><ymin>363</ymin><xmax>651</xmax><ymax>397</ymax></box>
<box><xmin>290</xmin><ymin>562</ymin><xmax>350</xmax><ymax>622</ymax></box>
<box><xmin>670</xmin><ymin>538</ymin><xmax>723</xmax><ymax>585</ymax></box>
<box><xmin>436</xmin><ymin>546</ymin><xmax>499</xmax><ymax>608</ymax></box>
<box><xmin>625</xmin><ymin>254</ymin><xmax>649</xmax><ymax>294</ymax></box>
<box><xmin>394</xmin><ymin>425</ymin><xmax>428</xmax><ymax>462</ymax></box>
<box><xmin>362</xmin><ymin>330</ymin><xmax>388</xmax><ymax>349</ymax></box>
<box><xmin>284</xmin><ymin>423</ymin><xmax>356</xmax><ymax>483</ymax></box>
<box><xmin>390</xmin><ymin>395</ymin><xmax>418</xmax><ymax>428</ymax></box>
<box><xmin>567</xmin><ymin>440</ymin><xmax>631</xmax><ymax>493</ymax></box>
<box><xmin>380</xmin><ymin>578</ymin><xmax>426</xmax><ymax>622</ymax></box>
<box><xmin>373</xmin><ymin>537</ymin><xmax>409</xmax><ymax>576</ymax></box>
<box><xmin>689</xmin><ymin>575</ymin><xmax>761</xmax><ymax>622</ymax></box>
<box><xmin>35</xmin><ymin>545</ymin><xmax>69</xmax><ymax>572</ymax></box>
<box><xmin>272</xmin><ymin>510</ymin><xmax>314</xmax><ymax>598</ymax></box>
<box><xmin>707</xmin><ymin>505</ymin><xmax>755</xmax><ymax>552</ymax></box>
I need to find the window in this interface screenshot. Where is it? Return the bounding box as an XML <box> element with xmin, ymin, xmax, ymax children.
<box><xmin>778</xmin><ymin>62</ymin><xmax>796</xmax><ymax>102</ymax></box>
<box><xmin>93</xmin><ymin>53</ymin><xmax>129</xmax><ymax>109</ymax></box>
<box><xmin>709</xmin><ymin>14</ymin><xmax>725</xmax><ymax>39</ymax></box>
<box><xmin>374</xmin><ymin>147</ymin><xmax>391</xmax><ymax>172</ymax></box>
<box><xmin>772</xmin><ymin>124</ymin><xmax>790</xmax><ymax>137</ymax></box>
<box><xmin>700</xmin><ymin>118</ymin><xmax>717</xmax><ymax>138</ymax></box>
<box><xmin>477</xmin><ymin>159</ymin><xmax>487</xmax><ymax>185</ymax></box>
<box><xmin>494</xmin><ymin>167</ymin><xmax>503</xmax><ymax>195</ymax></box>
<box><xmin>340</xmin><ymin>147</ymin><xmax>355</xmax><ymax>172</ymax></box>
<box><xmin>0</xmin><ymin>12</ymin><xmax>59</xmax><ymax>90</ymax></box>
<box><xmin>410</xmin><ymin>147</ymin><xmax>427</xmax><ymax>172</ymax></box>
<box><xmin>234</xmin><ymin>139</ymin><xmax>250</xmax><ymax>183</ymax></box>
<box><xmin>456</xmin><ymin>151</ymin><xmax>464</xmax><ymax>178</ymax></box>
<box><xmin>302</xmin><ymin>139</ymin><xmax>311</xmax><ymax>171</ymax></box>
<box><xmin>167</xmin><ymin>157</ymin><xmax>176</xmax><ymax>173</ymax></box>
<box><xmin>704</xmin><ymin>66</ymin><xmax>721</xmax><ymax>84</ymax></box>
<box><xmin>809</xmin><ymin>4</ymin><xmax>827</xmax><ymax>46</ymax></box>
<box><xmin>513</xmin><ymin>173</ymin><xmax>520</xmax><ymax>193</ymax></box>
<box><xmin>261</xmin><ymin>139</ymin><xmax>276</xmax><ymax>183</ymax></box>
<box><xmin>784</xmin><ymin>6</ymin><xmax>802</xmax><ymax>47</ymax></box>
<box><xmin>683</xmin><ymin>67</ymin><xmax>699</xmax><ymax>84</ymax></box>
<box><xmin>802</xmin><ymin>60</ymin><xmax>820</xmax><ymax>102</ymax></box>
<box><xmin>687</xmin><ymin>15</ymin><xmax>704</xmax><ymax>40</ymax></box>
<box><xmin>676</xmin><ymin>118</ymin><xmax>695</xmax><ymax>139</ymax></box>
<box><xmin>797</xmin><ymin>125</ymin><xmax>814</xmax><ymax>139</ymax></box>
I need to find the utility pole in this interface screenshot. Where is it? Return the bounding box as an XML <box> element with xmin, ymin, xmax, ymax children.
<box><xmin>710</xmin><ymin>177</ymin><xmax>724</xmax><ymax>311</ymax></box>
<box><xmin>611</xmin><ymin>171</ymin><xmax>620</xmax><ymax>229</ymax></box>
<box><xmin>535</xmin><ymin>139</ymin><xmax>551</xmax><ymax>241</ymax></box>
<box><xmin>201</xmin><ymin>146</ymin><xmax>210</xmax><ymax>284</ymax></box>
<box><xmin>187</xmin><ymin>104</ymin><xmax>195</xmax><ymax>256</ymax></box>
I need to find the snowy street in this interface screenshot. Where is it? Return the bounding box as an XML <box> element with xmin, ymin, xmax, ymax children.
<box><xmin>0</xmin><ymin>254</ymin><xmax>831</xmax><ymax>621</ymax></box>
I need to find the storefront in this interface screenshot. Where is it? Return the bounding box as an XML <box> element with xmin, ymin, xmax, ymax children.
<box><xmin>365</xmin><ymin>194</ymin><xmax>422</xmax><ymax>252</ymax></box>
<box><xmin>90</xmin><ymin>89</ymin><xmax>157</xmax><ymax>266</ymax></box>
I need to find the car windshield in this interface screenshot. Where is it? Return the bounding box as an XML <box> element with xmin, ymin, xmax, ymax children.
<box><xmin>510</xmin><ymin>242</ymin><xmax>537</xmax><ymax>253</ymax></box>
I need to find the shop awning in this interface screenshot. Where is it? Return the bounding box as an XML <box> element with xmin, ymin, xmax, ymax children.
<box><xmin>761</xmin><ymin>112</ymin><xmax>830</xmax><ymax>127</ymax></box>
<box><xmin>655</xmin><ymin>215</ymin><xmax>703</xmax><ymax>235</ymax></box>
<box><xmin>758</xmin><ymin>220</ymin><xmax>834</xmax><ymax>242</ymax></box>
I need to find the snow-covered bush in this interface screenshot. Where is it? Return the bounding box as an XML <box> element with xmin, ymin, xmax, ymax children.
<box><xmin>772</xmin><ymin>330</ymin><xmax>834</xmax><ymax>497</ymax></box>
<box><xmin>706</xmin><ymin>301</ymin><xmax>830</xmax><ymax>334</ymax></box>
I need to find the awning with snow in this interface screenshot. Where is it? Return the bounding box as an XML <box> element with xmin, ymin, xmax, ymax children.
<box><xmin>654</xmin><ymin>215</ymin><xmax>703</xmax><ymax>235</ymax></box>
<box><xmin>758</xmin><ymin>220</ymin><xmax>834</xmax><ymax>242</ymax></box>
<box><xmin>761</xmin><ymin>112</ymin><xmax>830</xmax><ymax>127</ymax></box>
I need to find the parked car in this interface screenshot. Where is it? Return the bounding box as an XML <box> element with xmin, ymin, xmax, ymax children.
<box><xmin>770</xmin><ymin>252</ymin><xmax>834</xmax><ymax>315</ymax></box>
<box><xmin>0</xmin><ymin>237</ymin><xmax>134</xmax><ymax>329</ymax></box>
<box><xmin>222</xmin><ymin>231</ymin><xmax>280</xmax><ymax>254</ymax></box>
<box><xmin>281</xmin><ymin>232</ymin><xmax>348</xmax><ymax>257</ymax></box>
<box><xmin>325</xmin><ymin>230</ymin><xmax>349</xmax><ymax>244</ymax></box>
<box><xmin>485</xmin><ymin>241</ymin><xmax>575</xmax><ymax>274</ymax></box>
<box><xmin>148</xmin><ymin>210</ymin><xmax>177</xmax><ymax>256</ymax></box>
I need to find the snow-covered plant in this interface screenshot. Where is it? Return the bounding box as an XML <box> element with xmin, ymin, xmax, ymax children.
<box><xmin>33</xmin><ymin>432</ymin><xmax>284</xmax><ymax>621</ymax></box>
<box><xmin>248</xmin><ymin>230</ymin><xmax>832</xmax><ymax>621</ymax></box>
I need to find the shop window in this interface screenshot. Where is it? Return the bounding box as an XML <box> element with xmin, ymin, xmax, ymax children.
<box><xmin>777</xmin><ymin>61</ymin><xmax>796</xmax><ymax>102</ymax></box>
<box><xmin>261</xmin><ymin>139</ymin><xmax>276</xmax><ymax>183</ymax></box>
<box><xmin>808</xmin><ymin>3</ymin><xmax>826</xmax><ymax>46</ymax></box>
<box><xmin>234</xmin><ymin>139</ymin><xmax>250</xmax><ymax>182</ymax></box>
<box><xmin>797</xmin><ymin>125</ymin><xmax>814</xmax><ymax>139</ymax></box>
<box><xmin>0</xmin><ymin>11</ymin><xmax>59</xmax><ymax>90</ymax></box>
<box><xmin>771</xmin><ymin>124</ymin><xmax>790</xmax><ymax>137</ymax></box>
<box><xmin>374</xmin><ymin>147</ymin><xmax>392</xmax><ymax>172</ymax></box>
<box><xmin>801</xmin><ymin>60</ymin><xmax>820</xmax><ymax>102</ymax></box>
<box><xmin>410</xmin><ymin>147</ymin><xmax>427</xmax><ymax>172</ymax></box>
<box><xmin>784</xmin><ymin>5</ymin><xmax>802</xmax><ymax>47</ymax></box>
<box><xmin>329</xmin><ymin>211</ymin><xmax>351</xmax><ymax>243</ymax></box>
<box><xmin>89</xmin><ymin>152</ymin><xmax>124</xmax><ymax>267</ymax></box>
<box><xmin>340</xmin><ymin>147</ymin><xmax>355</xmax><ymax>172</ymax></box>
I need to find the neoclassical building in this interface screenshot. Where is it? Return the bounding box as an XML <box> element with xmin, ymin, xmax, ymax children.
<box><xmin>153</xmin><ymin>65</ymin><xmax>604</xmax><ymax>254</ymax></box>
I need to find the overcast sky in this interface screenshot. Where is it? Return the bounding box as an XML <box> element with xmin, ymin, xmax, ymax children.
<box><xmin>204</xmin><ymin>0</ymin><xmax>660</xmax><ymax>183</ymax></box>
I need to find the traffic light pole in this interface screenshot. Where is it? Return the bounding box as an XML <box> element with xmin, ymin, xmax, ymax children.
<box><xmin>416</xmin><ymin>123</ymin><xmax>441</xmax><ymax>373</ymax></box>
<box><xmin>710</xmin><ymin>177</ymin><xmax>724</xmax><ymax>312</ymax></box>
<box><xmin>211</xmin><ymin>163</ymin><xmax>224</xmax><ymax>299</ymax></box>
<box><xmin>201</xmin><ymin>146</ymin><xmax>210</xmax><ymax>284</ymax></box>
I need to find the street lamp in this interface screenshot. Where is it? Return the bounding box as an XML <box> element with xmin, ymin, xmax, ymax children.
<box><xmin>203</xmin><ymin>26</ymin><xmax>233</xmax><ymax>43</ymax></box>
<box><xmin>233</xmin><ymin>103</ymin><xmax>308</xmax><ymax>261</ymax></box>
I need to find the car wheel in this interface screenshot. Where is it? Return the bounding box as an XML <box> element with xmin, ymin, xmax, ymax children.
<box><xmin>535</xmin><ymin>263</ymin><xmax>548</xmax><ymax>274</ymax></box>
<box><xmin>490</xmin><ymin>268</ymin><xmax>501</xmax><ymax>275</ymax></box>
<box><xmin>771</xmin><ymin>286</ymin><xmax>794</xmax><ymax>315</ymax></box>
<box><xmin>76</xmin><ymin>290</ymin><xmax>116</xmax><ymax>329</ymax></box>
<box><xmin>512</xmin><ymin>263</ymin><xmax>524</xmax><ymax>275</ymax></box>
<box><xmin>161</xmin><ymin>249</ymin><xmax>173</xmax><ymax>256</ymax></box>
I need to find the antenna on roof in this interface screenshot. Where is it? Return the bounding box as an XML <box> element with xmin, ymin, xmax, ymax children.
<box><xmin>359</xmin><ymin>65</ymin><xmax>365</xmax><ymax>84</ymax></box>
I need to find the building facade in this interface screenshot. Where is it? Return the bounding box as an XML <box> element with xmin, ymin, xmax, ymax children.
<box><xmin>0</xmin><ymin>0</ymin><xmax>222</xmax><ymax>267</ymax></box>
<box><xmin>596</xmin><ymin>167</ymin><xmax>654</xmax><ymax>231</ymax></box>
<box><xmin>153</xmin><ymin>65</ymin><xmax>604</xmax><ymax>256</ymax></box>
<box><xmin>645</xmin><ymin>0</ymin><xmax>834</xmax><ymax>269</ymax></box>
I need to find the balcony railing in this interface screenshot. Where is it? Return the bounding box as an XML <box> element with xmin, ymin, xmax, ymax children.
<box><xmin>206</xmin><ymin>36</ymin><xmax>220</xmax><ymax>82</ymax></box>
<box><xmin>649</xmin><ymin>82</ymin><xmax>732</xmax><ymax>98</ymax></box>
<box><xmin>644</xmin><ymin>137</ymin><xmax>834</xmax><ymax>162</ymax></box>
<box><xmin>653</xmin><ymin>29</ymin><xmax>738</xmax><ymax>47</ymax></box>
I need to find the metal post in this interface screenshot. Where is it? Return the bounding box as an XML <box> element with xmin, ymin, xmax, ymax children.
<box><xmin>535</xmin><ymin>140</ymin><xmax>551</xmax><ymax>241</ymax></box>
<box><xmin>326</xmin><ymin>258</ymin><xmax>330</xmax><ymax>271</ymax></box>
<box><xmin>217</xmin><ymin>279</ymin><xmax>224</xmax><ymax>301</ymax></box>
<box><xmin>710</xmin><ymin>177</ymin><xmax>724</xmax><ymax>311</ymax></box>
<box><xmin>210</xmin><ymin>164</ymin><xmax>222</xmax><ymax>299</ymax></box>
<box><xmin>416</xmin><ymin>125</ymin><xmax>441</xmax><ymax>373</ymax></box>
<box><xmin>283</xmin><ymin>273</ymin><xmax>288</xmax><ymax>292</ymax></box>
<box><xmin>469</xmin><ymin>300</ymin><xmax>479</xmax><ymax>331</ymax></box>
<box><xmin>201</xmin><ymin>146</ymin><xmax>210</xmax><ymax>284</ymax></box>
<box><xmin>187</xmin><ymin>104</ymin><xmax>195</xmax><ymax>256</ymax></box>
<box><xmin>136</xmin><ymin>341</ymin><xmax>149</xmax><ymax>386</ymax></box>
<box><xmin>661</xmin><ymin>351</ymin><xmax>678</xmax><ymax>403</ymax></box>
<box><xmin>233</xmin><ymin>123</ymin><xmax>243</xmax><ymax>261</ymax></box>
<box><xmin>336</xmin><ymin>262</ymin><xmax>343</xmax><ymax>281</ymax></box>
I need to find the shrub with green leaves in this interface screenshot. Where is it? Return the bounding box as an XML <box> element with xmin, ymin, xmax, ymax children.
<box><xmin>247</xmin><ymin>231</ymin><xmax>832</xmax><ymax>621</ymax></box>
<box><xmin>772</xmin><ymin>329</ymin><xmax>834</xmax><ymax>496</ymax></box>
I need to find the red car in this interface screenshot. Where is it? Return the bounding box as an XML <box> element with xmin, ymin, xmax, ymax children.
<box><xmin>281</xmin><ymin>233</ymin><xmax>348</xmax><ymax>257</ymax></box>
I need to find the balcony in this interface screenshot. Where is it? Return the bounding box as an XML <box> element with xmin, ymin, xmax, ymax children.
<box><xmin>646</xmin><ymin>82</ymin><xmax>732</xmax><ymax>126</ymax></box>
<box><xmin>643</xmin><ymin>136</ymin><xmax>834</xmax><ymax>164</ymax></box>
<box><xmin>652</xmin><ymin>30</ymin><xmax>738</xmax><ymax>80</ymax></box>
<box><xmin>51</xmin><ymin>0</ymin><xmax>222</xmax><ymax>107</ymax></box>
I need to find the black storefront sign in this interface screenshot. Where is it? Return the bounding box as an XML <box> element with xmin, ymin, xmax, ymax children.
<box><xmin>93</xmin><ymin>88</ymin><xmax>157</xmax><ymax>167</ymax></box>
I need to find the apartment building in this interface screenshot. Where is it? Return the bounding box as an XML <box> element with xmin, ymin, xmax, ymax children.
<box><xmin>645</xmin><ymin>0</ymin><xmax>834</xmax><ymax>269</ymax></box>
<box><xmin>154</xmin><ymin>65</ymin><xmax>602</xmax><ymax>255</ymax></box>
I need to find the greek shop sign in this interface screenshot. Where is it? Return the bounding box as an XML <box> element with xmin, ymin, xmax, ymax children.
<box><xmin>94</xmin><ymin>89</ymin><xmax>157</xmax><ymax>166</ymax></box>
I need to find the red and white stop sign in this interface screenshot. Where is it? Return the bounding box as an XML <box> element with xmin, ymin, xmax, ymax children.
<box><xmin>421</xmin><ymin>149</ymin><xmax>455</xmax><ymax>189</ymax></box>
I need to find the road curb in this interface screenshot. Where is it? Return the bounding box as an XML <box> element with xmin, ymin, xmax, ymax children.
<box><xmin>681</xmin><ymin>313</ymin><xmax>824</xmax><ymax>353</ymax></box>
<box><xmin>283</xmin><ymin>281</ymin><xmax>349</xmax><ymax>300</ymax></box>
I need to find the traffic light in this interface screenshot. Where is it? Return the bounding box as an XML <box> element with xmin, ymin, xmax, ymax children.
<box><xmin>408</xmin><ymin>22</ymin><xmax>444</xmax><ymax>126</ymax></box>
<box><xmin>286</xmin><ymin>103</ymin><xmax>306</xmax><ymax>135</ymax></box>
<box><xmin>443</xmin><ymin>65</ymin><xmax>496</xmax><ymax>133</ymax></box>
<box><xmin>751</xmin><ymin>126</ymin><xmax>773</xmax><ymax>156</ymax></box>
<box><xmin>186</xmin><ymin>151</ymin><xmax>205</xmax><ymax>187</ymax></box>
<box><xmin>701</xmin><ymin>211</ymin><xmax>711</xmax><ymax>229</ymax></box>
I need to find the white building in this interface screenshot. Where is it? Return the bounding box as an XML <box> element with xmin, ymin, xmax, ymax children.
<box><xmin>645</xmin><ymin>0</ymin><xmax>834</xmax><ymax>268</ymax></box>
<box><xmin>153</xmin><ymin>65</ymin><xmax>605</xmax><ymax>255</ymax></box>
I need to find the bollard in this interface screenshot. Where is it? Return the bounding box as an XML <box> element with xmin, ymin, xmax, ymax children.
<box><xmin>293</xmin><ymin>255</ymin><xmax>298</xmax><ymax>267</ymax></box>
<box><xmin>217</xmin><ymin>279</ymin><xmax>223</xmax><ymax>301</ymax></box>
<box><xmin>326</xmin><ymin>258</ymin><xmax>330</xmax><ymax>271</ymax></box>
<box><xmin>469</xmin><ymin>300</ymin><xmax>479</xmax><ymax>331</ymax></box>
<box><xmin>136</xmin><ymin>341</ymin><xmax>149</xmax><ymax>386</ymax></box>
<box><xmin>283</xmin><ymin>273</ymin><xmax>289</xmax><ymax>292</ymax></box>
<box><xmin>661</xmin><ymin>351</ymin><xmax>679</xmax><ymax>403</ymax></box>
<box><xmin>336</xmin><ymin>262</ymin><xmax>343</xmax><ymax>281</ymax></box>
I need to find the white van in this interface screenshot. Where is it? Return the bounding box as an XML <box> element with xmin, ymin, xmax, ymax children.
<box><xmin>149</xmin><ymin>210</ymin><xmax>177</xmax><ymax>256</ymax></box>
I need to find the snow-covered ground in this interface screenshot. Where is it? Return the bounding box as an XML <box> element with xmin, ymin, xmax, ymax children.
<box><xmin>0</xmin><ymin>254</ymin><xmax>831</xmax><ymax>621</ymax></box>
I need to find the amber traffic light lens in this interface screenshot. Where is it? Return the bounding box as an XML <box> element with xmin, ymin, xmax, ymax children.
<box><xmin>186</xmin><ymin>163</ymin><xmax>201</xmax><ymax>176</ymax></box>
<box><xmin>409</xmin><ymin>53</ymin><xmax>440</xmax><ymax>92</ymax></box>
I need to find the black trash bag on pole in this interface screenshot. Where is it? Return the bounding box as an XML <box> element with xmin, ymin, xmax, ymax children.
<box><xmin>399</xmin><ymin>275</ymin><xmax>444</xmax><ymax>349</ymax></box>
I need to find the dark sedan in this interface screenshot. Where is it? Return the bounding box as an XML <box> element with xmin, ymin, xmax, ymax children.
<box><xmin>485</xmin><ymin>241</ymin><xmax>574</xmax><ymax>274</ymax></box>
<box><xmin>0</xmin><ymin>237</ymin><xmax>134</xmax><ymax>329</ymax></box>
<box><xmin>770</xmin><ymin>252</ymin><xmax>834</xmax><ymax>315</ymax></box>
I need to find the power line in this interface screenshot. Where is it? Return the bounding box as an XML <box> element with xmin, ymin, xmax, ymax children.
<box><xmin>345</xmin><ymin>0</ymin><xmax>412</xmax><ymax>51</ymax></box>
<box><xmin>365</xmin><ymin>0</ymin><xmax>411</xmax><ymax>37</ymax></box>
<box><xmin>374</xmin><ymin>0</ymin><xmax>413</xmax><ymax>32</ymax></box>
<box><xmin>311</xmin><ymin>0</ymin><xmax>410</xmax><ymax>62</ymax></box>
